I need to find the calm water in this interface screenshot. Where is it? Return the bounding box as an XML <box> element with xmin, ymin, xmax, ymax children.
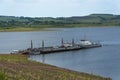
<box><xmin>0</xmin><ymin>27</ymin><xmax>120</xmax><ymax>80</ymax></box>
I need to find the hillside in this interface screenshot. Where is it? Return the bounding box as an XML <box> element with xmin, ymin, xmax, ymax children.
<box><xmin>0</xmin><ymin>54</ymin><xmax>111</xmax><ymax>80</ymax></box>
<box><xmin>0</xmin><ymin>14</ymin><xmax>120</xmax><ymax>31</ymax></box>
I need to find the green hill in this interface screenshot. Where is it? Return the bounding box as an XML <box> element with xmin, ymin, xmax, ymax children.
<box><xmin>0</xmin><ymin>14</ymin><xmax>120</xmax><ymax>31</ymax></box>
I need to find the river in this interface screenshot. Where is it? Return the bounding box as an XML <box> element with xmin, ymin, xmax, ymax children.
<box><xmin>0</xmin><ymin>27</ymin><xmax>120</xmax><ymax>80</ymax></box>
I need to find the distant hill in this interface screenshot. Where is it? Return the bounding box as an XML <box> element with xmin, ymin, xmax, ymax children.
<box><xmin>0</xmin><ymin>14</ymin><xmax>120</xmax><ymax>31</ymax></box>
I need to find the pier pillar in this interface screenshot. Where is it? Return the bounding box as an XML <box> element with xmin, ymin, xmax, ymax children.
<box><xmin>31</xmin><ymin>40</ymin><xmax>33</xmax><ymax>49</ymax></box>
<box><xmin>72</xmin><ymin>38</ymin><xmax>75</xmax><ymax>46</ymax></box>
<box><xmin>42</xmin><ymin>40</ymin><xmax>44</xmax><ymax>48</ymax></box>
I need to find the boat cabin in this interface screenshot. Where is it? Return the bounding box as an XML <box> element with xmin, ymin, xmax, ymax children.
<box><xmin>80</xmin><ymin>40</ymin><xmax>93</xmax><ymax>45</ymax></box>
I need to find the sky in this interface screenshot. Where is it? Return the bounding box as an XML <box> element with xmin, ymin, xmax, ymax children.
<box><xmin>0</xmin><ymin>0</ymin><xmax>120</xmax><ymax>17</ymax></box>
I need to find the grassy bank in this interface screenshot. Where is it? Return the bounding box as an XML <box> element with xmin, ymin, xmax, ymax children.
<box><xmin>0</xmin><ymin>54</ymin><xmax>111</xmax><ymax>80</ymax></box>
<box><xmin>0</xmin><ymin>27</ymin><xmax>45</xmax><ymax>32</ymax></box>
<box><xmin>0</xmin><ymin>25</ymin><xmax>118</xmax><ymax>32</ymax></box>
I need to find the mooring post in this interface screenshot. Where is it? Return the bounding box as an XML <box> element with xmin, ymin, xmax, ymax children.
<box><xmin>42</xmin><ymin>40</ymin><xmax>44</xmax><ymax>48</ymax></box>
<box><xmin>61</xmin><ymin>38</ymin><xmax>64</xmax><ymax>46</ymax></box>
<box><xmin>72</xmin><ymin>38</ymin><xmax>74</xmax><ymax>46</ymax></box>
<box><xmin>31</xmin><ymin>40</ymin><xmax>33</xmax><ymax>49</ymax></box>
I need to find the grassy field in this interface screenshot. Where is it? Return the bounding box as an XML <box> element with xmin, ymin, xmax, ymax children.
<box><xmin>0</xmin><ymin>54</ymin><xmax>112</xmax><ymax>80</ymax></box>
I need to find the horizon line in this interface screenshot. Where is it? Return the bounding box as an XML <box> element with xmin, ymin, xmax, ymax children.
<box><xmin>0</xmin><ymin>13</ymin><xmax>119</xmax><ymax>18</ymax></box>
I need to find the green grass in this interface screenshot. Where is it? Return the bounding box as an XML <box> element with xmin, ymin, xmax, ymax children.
<box><xmin>0</xmin><ymin>27</ymin><xmax>43</xmax><ymax>32</ymax></box>
<box><xmin>0</xmin><ymin>54</ymin><xmax>112</xmax><ymax>80</ymax></box>
<box><xmin>0</xmin><ymin>71</ymin><xmax>7</xmax><ymax>80</ymax></box>
<box><xmin>0</xmin><ymin>23</ymin><xmax>118</xmax><ymax>32</ymax></box>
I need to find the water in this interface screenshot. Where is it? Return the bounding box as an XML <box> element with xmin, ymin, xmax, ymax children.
<box><xmin>0</xmin><ymin>27</ymin><xmax>120</xmax><ymax>80</ymax></box>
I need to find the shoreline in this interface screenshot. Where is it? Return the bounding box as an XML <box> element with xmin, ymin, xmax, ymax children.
<box><xmin>0</xmin><ymin>54</ymin><xmax>111</xmax><ymax>80</ymax></box>
<box><xmin>0</xmin><ymin>26</ymin><xmax>119</xmax><ymax>32</ymax></box>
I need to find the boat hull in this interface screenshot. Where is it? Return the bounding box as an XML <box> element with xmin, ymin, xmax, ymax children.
<box><xmin>80</xmin><ymin>44</ymin><xmax>102</xmax><ymax>49</ymax></box>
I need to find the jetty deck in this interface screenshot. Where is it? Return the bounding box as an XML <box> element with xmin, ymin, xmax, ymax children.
<box><xmin>40</xmin><ymin>46</ymin><xmax>81</xmax><ymax>54</ymax></box>
<box><xmin>17</xmin><ymin>39</ymin><xmax>102</xmax><ymax>55</ymax></box>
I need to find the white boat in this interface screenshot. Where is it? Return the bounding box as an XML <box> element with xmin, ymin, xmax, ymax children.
<box><xmin>10</xmin><ymin>50</ymin><xmax>19</xmax><ymax>54</ymax></box>
<box><xmin>79</xmin><ymin>39</ymin><xmax>102</xmax><ymax>48</ymax></box>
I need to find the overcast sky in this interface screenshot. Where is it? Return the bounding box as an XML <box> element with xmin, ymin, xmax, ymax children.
<box><xmin>0</xmin><ymin>0</ymin><xmax>120</xmax><ymax>17</ymax></box>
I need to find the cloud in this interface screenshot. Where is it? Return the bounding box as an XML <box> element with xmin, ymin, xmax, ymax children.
<box><xmin>13</xmin><ymin>0</ymin><xmax>39</xmax><ymax>3</ymax></box>
<box><xmin>0</xmin><ymin>0</ymin><xmax>3</xmax><ymax>2</ymax></box>
<box><xmin>0</xmin><ymin>0</ymin><xmax>120</xmax><ymax>17</ymax></box>
<box><xmin>73</xmin><ymin>0</ymin><xmax>120</xmax><ymax>15</ymax></box>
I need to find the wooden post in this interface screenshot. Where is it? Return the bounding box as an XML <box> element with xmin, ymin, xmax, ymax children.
<box><xmin>42</xmin><ymin>40</ymin><xmax>44</xmax><ymax>48</ymax></box>
<box><xmin>31</xmin><ymin>40</ymin><xmax>33</xmax><ymax>49</ymax></box>
<box><xmin>72</xmin><ymin>38</ymin><xmax>74</xmax><ymax>46</ymax></box>
<box><xmin>61</xmin><ymin>38</ymin><xmax>64</xmax><ymax>46</ymax></box>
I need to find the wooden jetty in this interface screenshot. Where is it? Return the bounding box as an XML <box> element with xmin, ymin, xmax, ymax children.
<box><xmin>40</xmin><ymin>39</ymin><xmax>101</xmax><ymax>54</ymax></box>
<box><xmin>13</xmin><ymin>38</ymin><xmax>102</xmax><ymax>55</ymax></box>
<box><xmin>40</xmin><ymin>46</ymin><xmax>81</xmax><ymax>54</ymax></box>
